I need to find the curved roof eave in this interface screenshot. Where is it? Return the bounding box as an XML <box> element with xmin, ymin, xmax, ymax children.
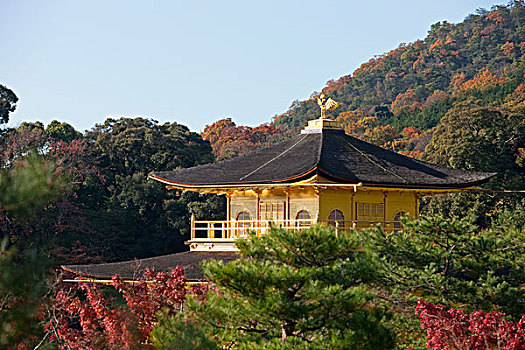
<box><xmin>149</xmin><ymin>169</ymin><xmax>497</xmax><ymax>190</ymax></box>
<box><xmin>148</xmin><ymin>166</ymin><xmax>320</xmax><ymax>187</ymax></box>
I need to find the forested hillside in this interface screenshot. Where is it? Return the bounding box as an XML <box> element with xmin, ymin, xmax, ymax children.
<box><xmin>204</xmin><ymin>1</ymin><xmax>525</xmax><ymax>164</ymax></box>
<box><xmin>273</xmin><ymin>1</ymin><xmax>525</xmax><ymax>130</ymax></box>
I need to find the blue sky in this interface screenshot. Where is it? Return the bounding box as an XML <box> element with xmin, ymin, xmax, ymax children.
<box><xmin>1</xmin><ymin>0</ymin><xmax>507</xmax><ymax>133</ymax></box>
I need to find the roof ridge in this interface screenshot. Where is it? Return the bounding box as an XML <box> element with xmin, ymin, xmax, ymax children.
<box><xmin>316</xmin><ymin>130</ymin><xmax>325</xmax><ymax>172</ymax></box>
<box><xmin>343</xmin><ymin>135</ymin><xmax>409</xmax><ymax>184</ymax></box>
<box><xmin>238</xmin><ymin>135</ymin><xmax>309</xmax><ymax>181</ymax></box>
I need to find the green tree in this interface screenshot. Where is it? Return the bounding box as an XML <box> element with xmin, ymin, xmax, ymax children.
<box><xmin>89</xmin><ymin>117</ymin><xmax>213</xmax><ymax>177</ymax></box>
<box><xmin>0</xmin><ymin>155</ymin><xmax>64</xmax><ymax>349</ymax></box>
<box><xmin>0</xmin><ymin>84</ymin><xmax>18</xmax><ymax>125</ymax></box>
<box><xmin>0</xmin><ymin>155</ymin><xmax>65</xmax><ymax>220</ymax></box>
<box><xmin>421</xmin><ymin>101</ymin><xmax>525</xmax><ymax>223</ymax></box>
<box><xmin>0</xmin><ymin>245</ymin><xmax>51</xmax><ymax>349</ymax></box>
<box><xmin>152</xmin><ymin>225</ymin><xmax>395</xmax><ymax>349</ymax></box>
<box><xmin>19</xmin><ymin>121</ymin><xmax>44</xmax><ymax>131</ymax></box>
<box><xmin>45</xmin><ymin>120</ymin><xmax>82</xmax><ymax>142</ymax></box>
<box><xmin>0</xmin><ymin>117</ymin><xmax>222</xmax><ymax>263</ymax></box>
<box><xmin>365</xmin><ymin>212</ymin><xmax>525</xmax><ymax>348</ymax></box>
<box><xmin>79</xmin><ymin>117</ymin><xmax>222</xmax><ymax>260</ymax></box>
<box><xmin>424</xmin><ymin>101</ymin><xmax>525</xmax><ymax>190</ymax></box>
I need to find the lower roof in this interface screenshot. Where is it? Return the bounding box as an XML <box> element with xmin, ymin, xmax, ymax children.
<box><xmin>62</xmin><ymin>251</ymin><xmax>238</xmax><ymax>281</ymax></box>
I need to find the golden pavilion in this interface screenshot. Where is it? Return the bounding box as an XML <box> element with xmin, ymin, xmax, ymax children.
<box><xmin>63</xmin><ymin>109</ymin><xmax>494</xmax><ymax>281</ymax></box>
<box><xmin>148</xmin><ymin>116</ymin><xmax>494</xmax><ymax>254</ymax></box>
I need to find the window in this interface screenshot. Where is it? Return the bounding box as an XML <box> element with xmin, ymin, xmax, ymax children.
<box><xmin>295</xmin><ymin>210</ymin><xmax>311</xmax><ymax>228</ymax></box>
<box><xmin>356</xmin><ymin>203</ymin><xmax>384</xmax><ymax>221</ymax></box>
<box><xmin>233</xmin><ymin>211</ymin><xmax>252</xmax><ymax>238</ymax></box>
<box><xmin>236</xmin><ymin>211</ymin><xmax>252</xmax><ymax>228</ymax></box>
<box><xmin>356</xmin><ymin>202</ymin><xmax>384</xmax><ymax>229</ymax></box>
<box><xmin>328</xmin><ymin>209</ymin><xmax>345</xmax><ymax>227</ymax></box>
<box><xmin>259</xmin><ymin>202</ymin><xmax>285</xmax><ymax>221</ymax></box>
<box><xmin>393</xmin><ymin>211</ymin><xmax>405</xmax><ymax>231</ymax></box>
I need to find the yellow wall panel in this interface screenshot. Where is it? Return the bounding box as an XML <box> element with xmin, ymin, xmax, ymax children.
<box><xmin>231</xmin><ymin>187</ymin><xmax>419</xmax><ymax>223</ymax></box>
<box><xmin>319</xmin><ymin>188</ymin><xmax>352</xmax><ymax>222</ymax></box>
<box><xmin>230</xmin><ymin>195</ymin><xmax>257</xmax><ymax>220</ymax></box>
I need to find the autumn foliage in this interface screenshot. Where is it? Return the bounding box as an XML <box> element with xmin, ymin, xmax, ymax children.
<box><xmin>415</xmin><ymin>300</ymin><xmax>525</xmax><ymax>350</ymax></box>
<box><xmin>454</xmin><ymin>68</ymin><xmax>511</xmax><ymax>96</ymax></box>
<box><xmin>48</xmin><ymin>268</ymin><xmax>198</xmax><ymax>349</ymax></box>
<box><xmin>201</xmin><ymin>118</ymin><xmax>290</xmax><ymax>159</ymax></box>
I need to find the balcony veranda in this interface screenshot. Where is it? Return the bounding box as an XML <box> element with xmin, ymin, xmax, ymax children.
<box><xmin>188</xmin><ymin>216</ymin><xmax>402</xmax><ymax>252</ymax></box>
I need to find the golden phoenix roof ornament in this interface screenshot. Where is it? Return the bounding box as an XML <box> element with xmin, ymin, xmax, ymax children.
<box><xmin>316</xmin><ymin>94</ymin><xmax>339</xmax><ymax>119</ymax></box>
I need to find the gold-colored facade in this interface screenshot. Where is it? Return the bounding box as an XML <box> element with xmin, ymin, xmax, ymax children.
<box><xmin>227</xmin><ymin>184</ymin><xmax>418</xmax><ymax>226</ymax></box>
<box><xmin>188</xmin><ymin>177</ymin><xmax>422</xmax><ymax>252</ymax></box>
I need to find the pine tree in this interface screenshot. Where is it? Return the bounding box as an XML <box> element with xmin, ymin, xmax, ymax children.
<box><xmin>0</xmin><ymin>155</ymin><xmax>64</xmax><ymax>349</ymax></box>
<box><xmin>152</xmin><ymin>225</ymin><xmax>395</xmax><ymax>349</ymax></box>
<box><xmin>365</xmin><ymin>212</ymin><xmax>525</xmax><ymax>349</ymax></box>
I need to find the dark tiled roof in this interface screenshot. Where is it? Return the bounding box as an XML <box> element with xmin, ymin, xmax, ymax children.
<box><xmin>151</xmin><ymin>129</ymin><xmax>495</xmax><ymax>189</ymax></box>
<box><xmin>153</xmin><ymin>132</ymin><xmax>320</xmax><ymax>185</ymax></box>
<box><xmin>62</xmin><ymin>252</ymin><xmax>239</xmax><ymax>281</ymax></box>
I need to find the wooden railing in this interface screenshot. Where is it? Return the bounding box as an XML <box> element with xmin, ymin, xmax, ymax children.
<box><xmin>190</xmin><ymin>217</ymin><xmax>402</xmax><ymax>241</ymax></box>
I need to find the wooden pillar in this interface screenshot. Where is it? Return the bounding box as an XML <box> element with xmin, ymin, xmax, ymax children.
<box><xmin>284</xmin><ymin>188</ymin><xmax>291</xmax><ymax>223</ymax></box>
<box><xmin>226</xmin><ymin>194</ymin><xmax>231</xmax><ymax>239</ymax></box>
<box><xmin>255</xmin><ymin>190</ymin><xmax>262</xmax><ymax>237</ymax></box>
<box><xmin>350</xmin><ymin>192</ymin><xmax>355</xmax><ymax>223</ymax></box>
<box><xmin>255</xmin><ymin>189</ymin><xmax>261</xmax><ymax>221</ymax></box>
<box><xmin>415</xmin><ymin>193</ymin><xmax>420</xmax><ymax>218</ymax></box>
<box><xmin>226</xmin><ymin>194</ymin><xmax>231</xmax><ymax>220</ymax></box>
<box><xmin>190</xmin><ymin>214</ymin><xmax>195</xmax><ymax>240</ymax></box>
<box><xmin>382</xmin><ymin>191</ymin><xmax>387</xmax><ymax>222</ymax></box>
<box><xmin>383</xmin><ymin>191</ymin><xmax>388</xmax><ymax>233</ymax></box>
